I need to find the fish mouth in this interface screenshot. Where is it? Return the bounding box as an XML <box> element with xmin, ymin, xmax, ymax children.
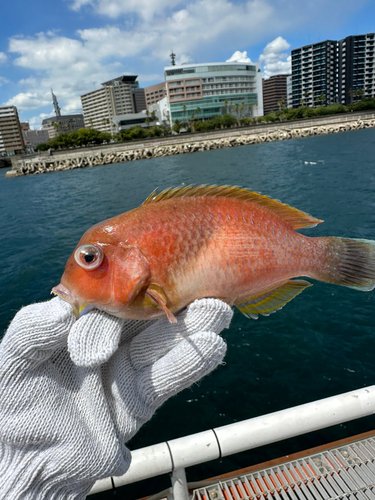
<box><xmin>52</xmin><ymin>283</ymin><xmax>95</xmax><ymax>318</ymax></box>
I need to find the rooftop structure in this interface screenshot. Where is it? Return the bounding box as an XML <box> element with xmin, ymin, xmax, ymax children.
<box><xmin>164</xmin><ymin>61</ymin><xmax>263</xmax><ymax>123</ymax></box>
<box><xmin>0</xmin><ymin>106</ymin><xmax>24</xmax><ymax>156</ymax></box>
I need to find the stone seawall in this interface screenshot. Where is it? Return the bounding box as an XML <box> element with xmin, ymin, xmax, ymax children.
<box><xmin>5</xmin><ymin>117</ymin><xmax>375</xmax><ymax>178</ymax></box>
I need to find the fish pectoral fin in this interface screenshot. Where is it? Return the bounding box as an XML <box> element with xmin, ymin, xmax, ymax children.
<box><xmin>235</xmin><ymin>279</ymin><xmax>312</xmax><ymax>319</ymax></box>
<box><xmin>146</xmin><ymin>284</ymin><xmax>177</xmax><ymax>324</ymax></box>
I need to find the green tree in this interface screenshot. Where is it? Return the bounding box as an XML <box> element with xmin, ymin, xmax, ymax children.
<box><xmin>172</xmin><ymin>120</ymin><xmax>182</xmax><ymax>134</ymax></box>
<box><xmin>221</xmin><ymin>114</ymin><xmax>237</xmax><ymax>128</ymax></box>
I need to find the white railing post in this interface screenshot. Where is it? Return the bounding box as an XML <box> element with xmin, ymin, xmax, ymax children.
<box><xmin>89</xmin><ymin>385</ymin><xmax>375</xmax><ymax>496</ymax></box>
<box><xmin>171</xmin><ymin>468</ymin><xmax>189</xmax><ymax>500</ymax></box>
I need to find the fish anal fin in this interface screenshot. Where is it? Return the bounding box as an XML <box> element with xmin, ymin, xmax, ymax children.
<box><xmin>146</xmin><ymin>284</ymin><xmax>177</xmax><ymax>323</ymax></box>
<box><xmin>142</xmin><ymin>185</ymin><xmax>323</xmax><ymax>230</ymax></box>
<box><xmin>235</xmin><ymin>279</ymin><xmax>312</xmax><ymax>319</ymax></box>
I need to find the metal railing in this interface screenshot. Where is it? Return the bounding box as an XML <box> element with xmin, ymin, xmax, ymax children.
<box><xmin>89</xmin><ymin>385</ymin><xmax>375</xmax><ymax>498</ymax></box>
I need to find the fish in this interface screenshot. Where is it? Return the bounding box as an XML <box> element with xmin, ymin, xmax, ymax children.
<box><xmin>52</xmin><ymin>185</ymin><xmax>375</xmax><ymax>323</ymax></box>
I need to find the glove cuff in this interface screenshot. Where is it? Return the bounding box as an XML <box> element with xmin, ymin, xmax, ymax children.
<box><xmin>0</xmin><ymin>444</ymin><xmax>95</xmax><ymax>500</ymax></box>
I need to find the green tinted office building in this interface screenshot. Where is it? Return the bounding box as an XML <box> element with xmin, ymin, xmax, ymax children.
<box><xmin>164</xmin><ymin>62</ymin><xmax>263</xmax><ymax>123</ymax></box>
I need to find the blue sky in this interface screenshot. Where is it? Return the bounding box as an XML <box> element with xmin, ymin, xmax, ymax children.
<box><xmin>0</xmin><ymin>0</ymin><xmax>374</xmax><ymax>129</ymax></box>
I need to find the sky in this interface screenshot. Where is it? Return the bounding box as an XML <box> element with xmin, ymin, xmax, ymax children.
<box><xmin>0</xmin><ymin>0</ymin><xmax>374</xmax><ymax>129</ymax></box>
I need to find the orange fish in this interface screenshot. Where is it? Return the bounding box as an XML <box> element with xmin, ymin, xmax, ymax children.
<box><xmin>52</xmin><ymin>185</ymin><xmax>375</xmax><ymax>322</ymax></box>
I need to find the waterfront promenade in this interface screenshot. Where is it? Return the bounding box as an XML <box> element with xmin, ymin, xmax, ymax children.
<box><xmin>5</xmin><ymin>110</ymin><xmax>375</xmax><ymax>177</ymax></box>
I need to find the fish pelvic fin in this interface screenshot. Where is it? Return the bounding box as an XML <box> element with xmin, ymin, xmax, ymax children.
<box><xmin>235</xmin><ymin>279</ymin><xmax>312</xmax><ymax>319</ymax></box>
<box><xmin>146</xmin><ymin>284</ymin><xmax>177</xmax><ymax>323</ymax></box>
<box><xmin>312</xmin><ymin>237</ymin><xmax>375</xmax><ymax>291</ymax></box>
<box><xmin>142</xmin><ymin>185</ymin><xmax>323</xmax><ymax>230</ymax></box>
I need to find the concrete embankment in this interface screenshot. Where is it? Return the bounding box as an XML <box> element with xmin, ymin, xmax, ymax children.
<box><xmin>5</xmin><ymin>112</ymin><xmax>375</xmax><ymax>178</ymax></box>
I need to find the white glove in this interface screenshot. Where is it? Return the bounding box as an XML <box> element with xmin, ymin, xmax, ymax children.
<box><xmin>0</xmin><ymin>297</ymin><xmax>232</xmax><ymax>499</ymax></box>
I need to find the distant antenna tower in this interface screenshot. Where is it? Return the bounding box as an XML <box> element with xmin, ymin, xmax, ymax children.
<box><xmin>51</xmin><ymin>89</ymin><xmax>61</xmax><ymax>117</ymax></box>
<box><xmin>170</xmin><ymin>51</ymin><xmax>176</xmax><ymax>66</ymax></box>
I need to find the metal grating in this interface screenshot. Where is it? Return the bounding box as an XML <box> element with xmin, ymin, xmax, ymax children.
<box><xmin>191</xmin><ymin>437</ymin><xmax>375</xmax><ymax>500</ymax></box>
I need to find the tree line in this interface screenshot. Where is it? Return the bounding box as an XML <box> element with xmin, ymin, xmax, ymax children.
<box><xmin>35</xmin><ymin>97</ymin><xmax>375</xmax><ymax>151</ymax></box>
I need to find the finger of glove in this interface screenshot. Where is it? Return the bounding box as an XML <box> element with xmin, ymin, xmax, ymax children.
<box><xmin>130</xmin><ymin>298</ymin><xmax>232</xmax><ymax>370</ymax></box>
<box><xmin>1</xmin><ymin>297</ymin><xmax>75</xmax><ymax>364</ymax></box>
<box><xmin>136</xmin><ymin>331</ymin><xmax>227</xmax><ymax>409</ymax></box>
<box><xmin>68</xmin><ymin>310</ymin><xmax>124</xmax><ymax>367</ymax></box>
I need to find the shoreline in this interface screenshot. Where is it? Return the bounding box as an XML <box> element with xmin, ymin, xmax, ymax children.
<box><xmin>5</xmin><ymin>113</ymin><xmax>375</xmax><ymax>178</ymax></box>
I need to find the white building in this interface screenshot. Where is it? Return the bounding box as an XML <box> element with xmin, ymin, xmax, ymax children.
<box><xmin>163</xmin><ymin>61</ymin><xmax>263</xmax><ymax>123</ymax></box>
<box><xmin>112</xmin><ymin>111</ymin><xmax>157</xmax><ymax>131</ymax></box>
<box><xmin>80</xmin><ymin>76</ymin><xmax>141</xmax><ymax>134</ymax></box>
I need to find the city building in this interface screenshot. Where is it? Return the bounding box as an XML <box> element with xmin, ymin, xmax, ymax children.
<box><xmin>262</xmin><ymin>74</ymin><xmax>290</xmax><ymax>115</ymax></box>
<box><xmin>132</xmin><ymin>88</ymin><xmax>147</xmax><ymax>113</ymax></box>
<box><xmin>338</xmin><ymin>33</ymin><xmax>375</xmax><ymax>104</ymax></box>
<box><xmin>41</xmin><ymin>114</ymin><xmax>85</xmax><ymax>139</ymax></box>
<box><xmin>80</xmin><ymin>75</ymin><xmax>144</xmax><ymax>133</ymax></box>
<box><xmin>291</xmin><ymin>40</ymin><xmax>338</xmax><ymax>108</ymax></box>
<box><xmin>113</xmin><ymin>111</ymin><xmax>158</xmax><ymax>131</ymax></box>
<box><xmin>164</xmin><ymin>61</ymin><xmax>263</xmax><ymax>123</ymax></box>
<box><xmin>286</xmin><ymin>75</ymin><xmax>293</xmax><ymax>108</ymax></box>
<box><xmin>0</xmin><ymin>106</ymin><xmax>24</xmax><ymax>156</ymax></box>
<box><xmin>148</xmin><ymin>97</ymin><xmax>171</xmax><ymax>127</ymax></box>
<box><xmin>290</xmin><ymin>33</ymin><xmax>375</xmax><ymax>108</ymax></box>
<box><xmin>22</xmin><ymin>129</ymin><xmax>50</xmax><ymax>151</ymax></box>
<box><xmin>145</xmin><ymin>82</ymin><xmax>167</xmax><ymax>108</ymax></box>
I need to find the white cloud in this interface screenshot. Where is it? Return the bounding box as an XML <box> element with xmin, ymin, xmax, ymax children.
<box><xmin>4</xmin><ymin>91</ymin><xmax>51</xmax><ymax>110</ymax></box>
<box><xmin>7</xmin><ymin>0</ymin><xmax>368</xmax><ymax>128</ymax></box>
<box><xmin>0</xmin><ymin>77</ymin><xmax>9</xmax><ymax>87</ymax></box>
<box><xmin>226</xmin><ymin>50</ymin><xmax>252</xmax><ymax>63</ymax></box>
<box><xmin>259</xmin><ymin>36</ymin><xmax>291</xmax><ymax>78</ymax></box>
<box><xmin>69</xmin><ymin>0</ymin><xmax>183</xmax><ymax>21</ymax></box>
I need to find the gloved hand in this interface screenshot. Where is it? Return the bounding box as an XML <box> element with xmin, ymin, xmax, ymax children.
<box><xmin>0</xmin><ymin>297</ymin><xmax>232</xmax><ymax>500</ymax></box>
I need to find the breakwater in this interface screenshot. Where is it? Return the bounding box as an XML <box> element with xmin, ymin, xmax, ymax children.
<box><xmin>5</xmin><ymin>114</ymin><xmax>375</xmax><ymax>178</ymax></box>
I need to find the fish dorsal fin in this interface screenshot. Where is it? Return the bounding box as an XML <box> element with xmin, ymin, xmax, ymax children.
<box><xmin>235</xmin><ymin>279</ymin><xmax>312</xmax><ymax>319</ymax></box>
<box><xmin>143</xmin><ymin>185</ymin><xmax>323</xmax><ymax>229</ymax></box>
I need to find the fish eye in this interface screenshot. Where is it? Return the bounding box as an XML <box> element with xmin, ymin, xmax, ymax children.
<box><xmin>74</xmin><ymin>244</ymin><xmax>104</xmax><ymax>270</ymax></box>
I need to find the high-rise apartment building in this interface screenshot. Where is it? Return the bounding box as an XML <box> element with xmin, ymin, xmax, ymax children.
<box><xmin>0</xmin><ymin>106</ymin><xmax>24</xmax><ymax>156</ymax></box>
<box><xmin>291</xmin><ymin>40</ymin><xmax>338</xmax><ymax>108</ymax></box>
<box><xmin>164</xmin><ymin>61</ymin><xmax>263</xmax><ymax>123</ymax></box>
<box><xmin>339</xmin><ymin>33</ymin><xmax>375</xmax><ymax>104</ymax></box>
<box><xmin>290</xmin><ymin>33</ymin><xmax>375</xmax><ymax>108</ymax></box>
<box><xmin>80</xmin><ymin>76</ymin><xmax>139</xmax><ymax>133</ymax></box>
<box><xmin>262</xmin><ymin>74</ymin><xmax>290</xmax><ymax>115</ymax></box>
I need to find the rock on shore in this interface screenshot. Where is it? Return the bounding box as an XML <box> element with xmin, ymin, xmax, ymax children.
<box><xmin>6</xmin><ymin>118</ymin><xmax>375</xmax><ymax>178</ymax></box>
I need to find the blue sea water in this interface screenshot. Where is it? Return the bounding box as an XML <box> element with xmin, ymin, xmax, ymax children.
<box><xmin>1</xmin><ymin>128</ymin><xmax>375</xmax><ymax>498</ymax></box>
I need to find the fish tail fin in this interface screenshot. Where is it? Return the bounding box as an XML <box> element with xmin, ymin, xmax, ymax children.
<box><xmin>314</xmin><ymin>237</ymin><xmax>375</xmax><ymax>291</ymax></box>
